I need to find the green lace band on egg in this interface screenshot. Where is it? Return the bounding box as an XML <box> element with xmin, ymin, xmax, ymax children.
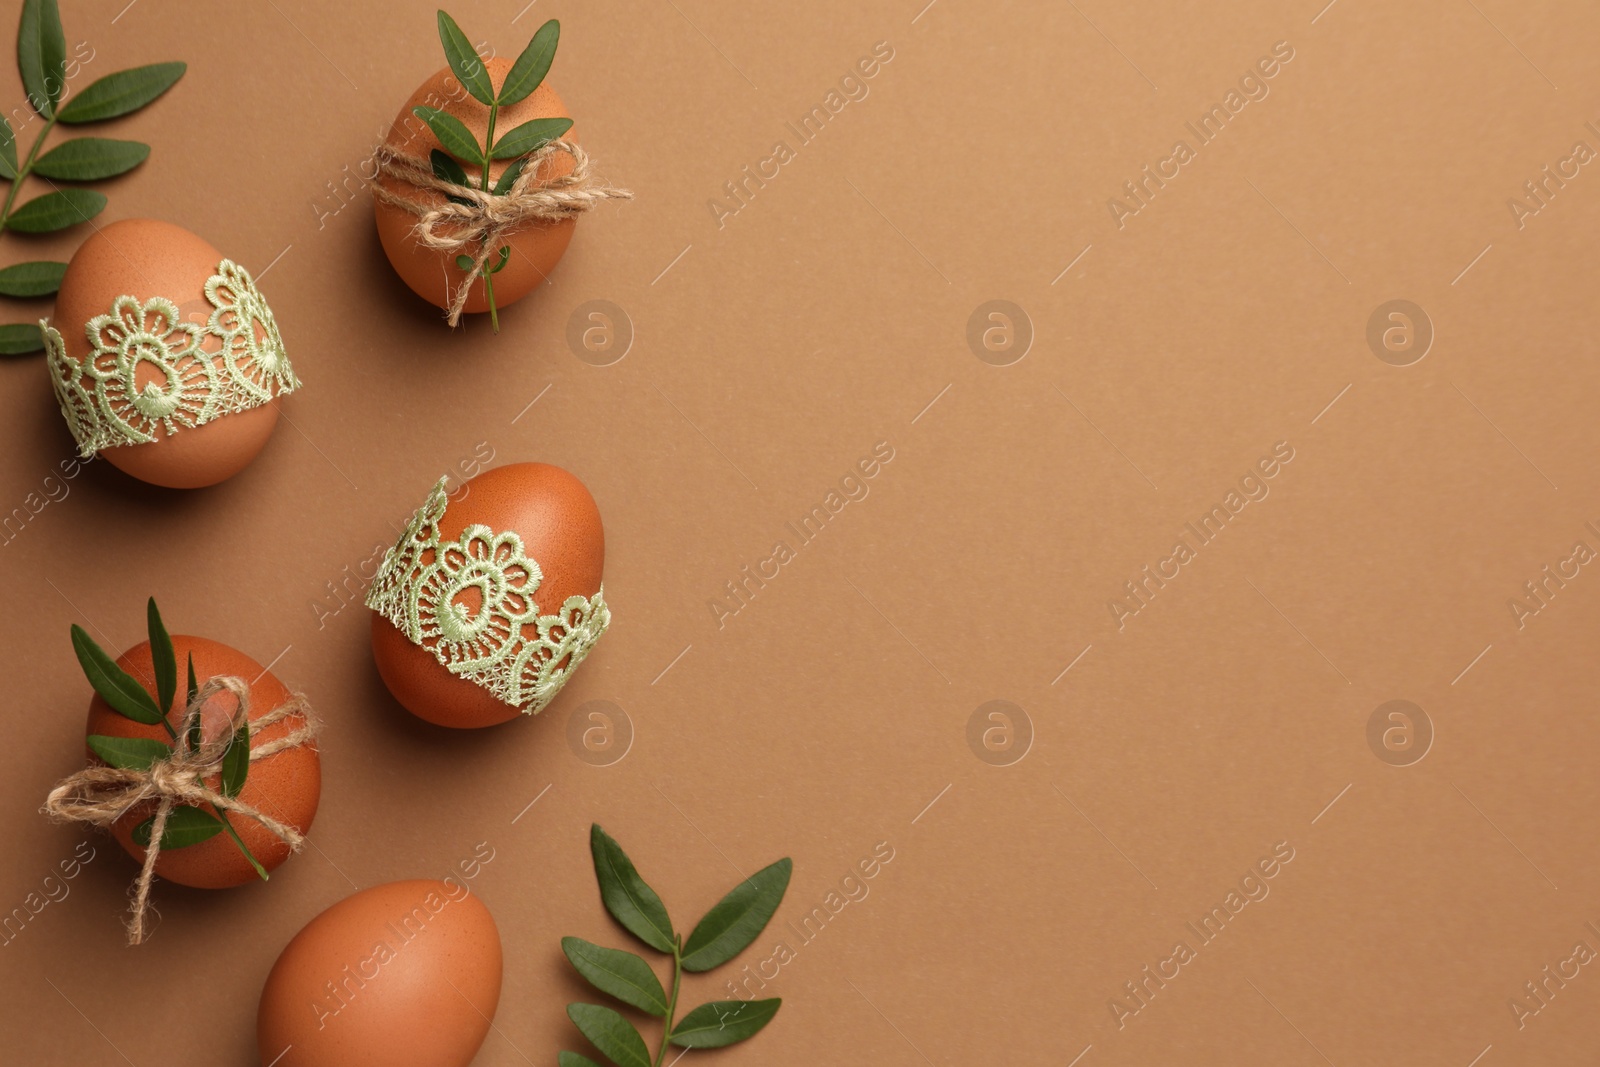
<box><xmin>365</xmin><ymin>477</ymin><xmax>611</xmax><ymax>714</ymax></box>
<box><xmin>42</xmin><ymin>259</ymin><xmax>299</xmax><ymax>457</ymax></box>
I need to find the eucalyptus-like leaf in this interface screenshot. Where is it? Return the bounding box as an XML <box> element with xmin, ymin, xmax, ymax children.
<box><xmin>566</xmin><ymin>1004</ymin><xmax>650</xmax><ymax>1067</ymax></box>
<box><xmin>57</xmin><ymin>62</ymin><xmax>186</xmax><ymax>124</ymax></box>
<box><xmin>491</xmin><ymin>117</ymin><xmax>571</xmax><ymax>160</ymax></box>
<box><xmin>85</xmin><ymin>734</ymin><xmax>171</xmax><ymax>772</ymax></box>
<box><xmin>413</xmin><ymin>105</ymin><xmax>482</xmax><ymax>165</ymax></box>
<box><xmin>454</xmin><ymin>254</ymin><xmax>474</xmax><ymax>271</ymax></box>
<box><xmin>590</xmin><ymin>824</ymin><xmax>675</xmax><ymax>954</ymax></box>
<box><xmin>669</xmin><ymin>998</ymin><xmax>781</xmax><ymax>1048</ymax></box>
<box><xmin>0</xmin><ymin>323</ymin><xmax>44</xmax><ymax>355</ymax></box>
<box><xmin>33</xmin><ymin>137</ymin><xmax>150</xmax><ymax>181</ymax></box>
<box><xmin>429</xmin><ymin>147</ymin><xmax>469</xmax><ymax>187</ymax></box>
<box><xmin>562</xmin><ymin>937</ymin><xmax>670</xmax><ymax>1016</ymax></box>
<box><xmin>435</xmin><ymin>10</ymin><xmax>493</xmax><ymax>106</ymax></box>
<box><xmin>220</xmin><ymin>717</ymin><xmax>250</xmax><ymax>798</ymax></box>
<box><xmin>499</xmin><ymin>19</ymin><xmax>559</xmax><ymax>107</ymax></box>
<box><xmin>492</xmin><ymin>155</ymin><xmax>528</xmax><ymax>196</ymax></box>
<box><xmin>6</xmin><ymin>189</ymin><xmax>107</xmax><ymax>233</ymax></box>
<box><xmin>145</xmin><ymin>598</ymin><xmax>176</xmax><ymax>717</ymax></box>
<box><xmin>18</xmin><ymin>0</ymin><xmax>66</xmax><ymax>118</ymax></box>
<box><xmin>0</xmin><ymin>260</ymin><xmax>66</xmax><ymax>298</ymax></box>
<box><xmin>0</xmin><ymin>114</ymin><xmax>16</xmax><ymax>179</ymax></box>
<box><xmin>680</xmin><ymin>857</ymin><xmax>792</xmax><ymax>972</ymax></box>
<box><xmin>70</xmin><ymin>624</ymin><xmax>162</xmax><ymax>724</ymax></box>
<box><xmin>557</xmin><ymin>1054</ymin><xmax>603</xmax><ymax>1067</ymax></box>
<box><xmin>185</xmin><ymin>651</ymin><xmax>201</xmax><ymax>752</ymax></box>
<box><xmin>132</xmin><ymin>806</ymin><xmax>223</xmax><ymax>849</ymax></box>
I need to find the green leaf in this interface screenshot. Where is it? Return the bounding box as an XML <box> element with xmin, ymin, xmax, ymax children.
<box><xmin>670</xmin><ymin>998</ymin><xmax>781</xmax><ymax>1048</ymax></box>
<box><xmin>558</xmin><ymin>1054</ymin><xmax>603</xmax><ymax>1067</ymax></box>
<box><xmin>492</xmin><ymin>155</ymin><xmax>528</xmax><ymax>196</ymax></box>
<box><xmin>492</xmin><ymin>117</ymin><xmax>572</xmax><ymax>160</ymax></box>
<box><xmin>58</xmin><ymin>62</ymin><xmax>186</xmax><ymax>124</ymax></box>
<box><xmin>413</xmin><ymin>105</ymin><xmax>482</xmax><ymax>165</ymax></box>
<box><xmin>145</xmin><ymin>598</ymin><xmax>176</xmax><ymax>717</ymax></box>
<box><xmin>429</xmin><ymin>147</ymin><xmax>468</xmax><ymax>187</ymax></box>
<box><xmin>215</xmin><ymin>807</ymin><xmax>269</xmax><ymax>880</ymax></box>
<box><xmin>221</xmin><ymin>717</ymin><xmax>249</xmax><ymax>798</ymax></box>
<box><xmin>436</xmin><ymin>10</ymin><xmax>493</xmax><ymax>106</ymax></box>
<box><xmin>70</xmin><ymin>624</ymin><xmax>162</xmax><ymax>724</ymax></box>
<box><xmin>0</xmin><ymin>324</ymin><xmax>44</xmax><ymax>355</ymax></box>
<box><xmin>33</xmin><ymin>137</ymin><xmax>149</xmax><ymax>181</ymax></box>
<box><xmin>499</xmin><ymin>19</ymin><xmax>560</xmax><ymax>107</ymax></box>
<box><xmin>0</xmin><ymin>260</ymin><xmax>66</xmax><ymax>298</ymax></box>
<box><xmin>590</xmin><ymin>824</ymin><xmax>675</xmax><ymax>954</ymax></box>
<box><xmin>131</xmin><ymin>806</ymin><xmax>223</xmax><ymax>849</ymax></box>
<box><xmin>566</xmin><ymin>1004</ymin><xmax>650</xmax><ymax>1067</ymax></box>
<box><xmin>562</xmin><ymin>937</ymin><xmax>670</xmax><ymax>1016</ymax></box>
<box><xmin>185</xmin><ymin>651</ymin><xmax>201</xmax><ymax>753</ymax></box>
<box><xmin>681</xmin><ymin>858</ymin><xmax>792</xmax><ymax>972</ymax></box>
<box><xmin>18</xmin><ymin>0</ymin><xmax>66</xmax><ymax>118</ymax></box>
<box><xmin>454</xmin><ymin>254</ymin><xmax>474</xmax><ymax>271</ymax></box>
<box><xmin>185</xmin><ymin>652</ymin><xmax>198</xmax><ymax>708</ymax></box>
<box><xmin>6</xmin><ymin>189</ymin><xmax>106</xmax><ymax>233</ymax></box>
<box><xmin>85</xmin><ymin>734</ymin><xmax>170</xmax><ymax>772</ymax></box>
<box><xmin>0</xmin><ymin>114</ymin><xmax>16</xmax><ymax>179</ymax></box>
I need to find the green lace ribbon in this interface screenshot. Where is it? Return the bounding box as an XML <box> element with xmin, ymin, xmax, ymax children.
<box><xmin>365</xmin><ymin>477</ymin><xmax>611</xmax><ymax>714</ymax></box>
<box><xmin>43</xmin><ymin>259</ymin><xmax>299</xmax><ymax>457</ymax></box>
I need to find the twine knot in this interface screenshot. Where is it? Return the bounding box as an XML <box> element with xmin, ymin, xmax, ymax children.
<box><xmin>372</xmin><ymin>139</ymin><xmax>632</xmax><ymax>326</ymax></box>
<box><xmin>41</xmin><ymin>675</ymin><xmax>320</xmax><ymax>945</ymax></box>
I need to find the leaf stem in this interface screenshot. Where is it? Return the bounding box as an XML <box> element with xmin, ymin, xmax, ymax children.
<box><xmin>480</xmin><ymin>94</ymin><xmax>501</xmax><ymax>333</ymax></box>
<box><xmin>0</xmin><ymin>111</ymin><xmax>58</xmax><ymax>237</ymax></box>
<box><xmin>212</xmin><ymin>803</ymin><xmax>269</xmax><ymax>881</ymax></box>
<box><xmin>653</xmin><ymin>936</ymin><xmax>684</xmax><ymax>1067</ymax></box>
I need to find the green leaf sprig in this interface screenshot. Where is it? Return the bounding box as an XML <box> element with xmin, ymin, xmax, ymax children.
<box><xmin>416</xmin><ymin>10</ymin><xmax>573</xmax><ymax>333</ymax></box>
<box><xmin>560</xmin><ymin>825</ymin><xmax>791</xmax><ymax>1067</ymax></box>
<box><xmin>70</xmin><ymin>598</ymin><xmax>265</xmax><ymax>879</ymax></box>
<box><xmin>0</xmin><ymin>0</ymin><xmax>184</xmax><ymax>355</ymax></box>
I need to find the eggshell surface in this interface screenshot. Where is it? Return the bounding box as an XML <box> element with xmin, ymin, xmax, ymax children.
<box><xmin>371</xmin><ymin>462</ymin><xmax>605</xmax><ymax>728</ymax></box>
<box><xmin>53</xmin><ymin>218</ymin><xmax>282</xmax><ymax>488</ymax></box>
<box><xmin>374</xmin><ymin>57</ymin><xmax>578</xmax><ymax>315</ymax></box>
<box><xmin>83</xmin><ymin>635</ymin><xmax>320</xmax><ymax>889</ymax></box>
<box><xmin>256</xmin><ymin>880</ymin><xmax>503</xmax><ymax>1067</ymax></box>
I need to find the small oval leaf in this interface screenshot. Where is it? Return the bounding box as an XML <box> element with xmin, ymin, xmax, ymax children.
<box><xmin>70</xmin><ymin>624</ymin><xmax>163</xmax><ymax>724</ymax></box>
<box><xmin>566</xmin><ymin>1004</ymin><xmax>650</xmax><ymax>1067</ymax></box>
<box><xmin>0</xmin><ymin>323</ymin><xmax>45</xmax><ymax>355</ymax></box>
<box><xmin>57</xmin><ymin>62</ymin><xmax>186</xmax><ymax>124</ymax></box>
<box><xmin>680</xmin><ymin>857</ymin><xmax>792</xmax><ymax>972</ymax></box>
<box><xmin>18</xmin><ymin>0</ymin><xmax>67</xmax><ymax>118</ymax></box>
<box><xmin>85</xmin><ymin>734</ymin><xmax>171</xmax><ymax>772</ymax></box>
<box><xmin>413</xmin><ymin>105</ymin><xmax>482</xmax><ymax>165</ymax></box>
<box><xmin>6</xmin><ymin>189</ymin><xmax>107</xmax><ymax>233</ymax></box>
<box><xmin>590</xmin><ymin>824</ymin><xmax>675</xmax><ymax>954</ymax></box>
<box><xmin>131</xmin><ymin>806</ymin><xmax>223</xmax><ymax>849</ymax></box>
<box><xmin>0</xmin><ymin>261</ymin><xmax>66</xmax><ymax>298</ymax></box>
<box><xmin>33</xmin><ymin>137</ymin><xmax>150</xmax><ymax>181</ymax></box>
<box><xmin>499</xmin><ymin>19</ymin><xmax>560</xmax><ymax>108</ymax></box>
<box><xmin>562</xmin><ymin>937</ymin><xmax>669</xmax><ymax>1016</ymax></box>
<box><xmin>429</xmin><ymin>147</ymin><xmax>469</xmax><ymax>187</ymax></box>
<box><xmin>0</xmin><ymin>114</ymin><xmax>17</xmax><ymax>179</ymax></box>
<box><xmin>492</xmin><ymin>117</ymin><xmax>572</xmax><ymax>160</ymax></box>
<box><xmin>669</xmin><ymin>998</ymin><xmax>781</xmax><ymax>1049</ymax></box>
<box><xmin>436</xmin><ymin>10</ymin><xmax>494</xmax><ymax>105</ymax></box>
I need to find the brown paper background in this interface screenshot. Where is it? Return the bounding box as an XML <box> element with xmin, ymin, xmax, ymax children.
<box><xmin>3</xmin><ymin>0</ymin><xmax>1600</xmax><ymax>1063</ymax></box>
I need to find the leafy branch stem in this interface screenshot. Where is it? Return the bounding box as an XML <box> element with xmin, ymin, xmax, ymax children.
<box><xmin>479</xmin><ymin>93</ymin><xmax>501</xmax><ymax>332</ymax></box>
<box><xmin>653</xmin><ymin>937</ymin><xmax>684</xmax><ymax>1067</ymax></box>
<box><xmin>0</xmin><ymin>110</ymin><xmax>57</xmax><ymax>236</ymax></box>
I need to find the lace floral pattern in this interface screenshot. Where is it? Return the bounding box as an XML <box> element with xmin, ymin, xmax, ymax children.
<box><xmin>365</xmin><ymin>477</ymin><xmax>611</xmax><ymax>714</ymax></box>
<box><xmin>43</xmin><ymin>259</ymin><xmax>298</xmax><ymax>456</ymax></box>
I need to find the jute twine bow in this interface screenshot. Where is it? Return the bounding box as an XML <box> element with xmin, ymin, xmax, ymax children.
<box><xmin>41</xmin><ymin>676</ymin><xmax>321</xmax><ymax>945</ymax></box>
<box><xmin>372</xmin><ymin>139</ymin><xmax>633</xmax><ymax>326</ymax></box>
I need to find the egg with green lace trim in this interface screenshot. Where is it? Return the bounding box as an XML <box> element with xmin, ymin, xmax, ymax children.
<box><xmin>366</xmin><ymin>462</ymin><xmax>610</xmax><ymax>728</ymax></box>
<box><xmin>43</xmin><ymin>218</ymin><xmax>300</xmax><ymax>488</ymax></box>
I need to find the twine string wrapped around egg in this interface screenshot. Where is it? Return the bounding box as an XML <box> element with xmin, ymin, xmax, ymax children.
<box><xmin>371</xmin><ymin>139</ymin><xmax>633</xmax><ymax>326</ymax></box>
<box><xmin>41</xmin><ymin>675</ymin><xmax>321</xmax><ymax>946</ymax></box>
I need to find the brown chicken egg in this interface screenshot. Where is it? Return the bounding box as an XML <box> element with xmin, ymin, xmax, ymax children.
<box><xmin>368</xmin><ymin>462</ymin><xmax>607</xmax><ymax>728</ymax></box>
<box><xmin>373</xmin><ymin>56</ymin><xmax>578</xmax><ymax>316</ymax></box>
<box><xmin>257</xmin><ymin>879</ymin><xmax>503</xmax><ymax>1067</ymax></box>
<box><xmin>84</xmin><ymin>635</ymin><xmax>320</xmax><ymax>889</ymax></box>
<box><xmin>44</xmin><ymin>218</ymin><xmax>299</xmax><ymax>489</ymax></box>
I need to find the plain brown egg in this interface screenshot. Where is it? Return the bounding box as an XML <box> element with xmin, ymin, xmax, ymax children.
<box><xmin>372</xmin><ymin>462</ymin><xmax>605</xmax><ymax>728</ymax></box>
<box><xmin>257</xmin><ymin>880</ymin><xmax>503</xmax><ymax>1067</ymax></box>
<box><xmin>52</xmin><ymin>219</ymin><xmax>284</xmax><ymax>488</ymax></box>
<box><xmin>374</xmin><ymin>56</ymin><xmax>578</xmax><ymax>316</ymax></box>
<box><xmin>83</xmin><ymin>635</ymin><xmax>321</xmax><ymax>889</ymax></box>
